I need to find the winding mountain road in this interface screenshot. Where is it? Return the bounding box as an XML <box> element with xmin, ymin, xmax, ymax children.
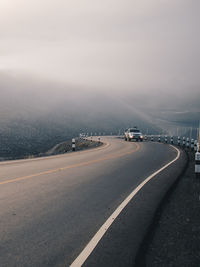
<box><xmin>0</xmin><ymin>137</ymin><xmax>185</xmax><ymax>266</ymax></box>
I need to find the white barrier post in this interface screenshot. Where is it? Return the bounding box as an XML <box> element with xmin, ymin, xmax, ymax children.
<box><xmin>178</xmin><ymin>136</ymin><xmax>181</xmax><ymax>146</ymax></box>
<box><xmin>72</xmin><ymin>138</ymin><xmax>76</xmax><ymax>151</ymax></box>
<box><xmin>158</xmin><ymin>135</ymin><xmax>161</xmax><ymax>142</ymax></box>
<box><xmin>182</xmin><ymin>137</ymin><xmax>186</xmax><ymax>147</ymax></box>
<box><xmin>165</xmin><ymin>135</ymin><xmax>168</xmax><ymax>143</ymax></box>
<box><xmin>186</xmin><ymin>137</ymin><xmax>190</xmax><ymax>149</ymax></box>
<box><xmin>191</xmin><ymin>139</ymin><xmax>194</xmax><ymax>151</ymax></box>
<box><xmin>195</xmin><ymin>149</ymin><xmax>200</xmax><ymax>178</ymax></box>
<box><xmin>194</xmin><ymin>140</ymin><xmax>197</xmax><ymax>152</ymax></box>
<box><xmin>144</xmin><ymin>135</ymin><xmax>147</xmax><ymax>141</ymax></box>
<box><xmin>170</xmin><ymin>136</ymin><xmax>174</xmax><ymax>144</ymax></box>
<box><xmin>151</xmin><ymin>135</ymin><xmax>154</xmax><ymax>141</ymax></box>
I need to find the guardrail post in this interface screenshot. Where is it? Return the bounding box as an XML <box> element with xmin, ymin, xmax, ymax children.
<box><xmin>171</xmin><ymin>136</ymin><xmax>174</xmax><ymax>144</ymax></box>
<box><xmin>195</xmin><ymin>150</ymin><xmax>200</xmax><ymax>178</ymax></box>
<box><xmin>191</xmin><ymin>139</ymin><xmax>194</xmax><ymax>151</ymax></box>
<box><xmin>194</xmin><ymin>140</ymin><xmax>198</xmax><ymax>152</ymax></box>
<box><xmin>178</xmin><ymin>136</ymin><xmax>181</xmax><ymax>146</ymax></box>
<box><xmin>182</xmin><ymin>137</ymin><xmax>186</xmax><ymax>147</ymax></box>
<box><xmin>186</xmin><ymin>137</ymin><xmax>190</xmax><ymax>149</ymax></box>
<box><xmin>72</xmin><ymin>138</ymin><xmax>76</xmax><ymax>151</ymax></box>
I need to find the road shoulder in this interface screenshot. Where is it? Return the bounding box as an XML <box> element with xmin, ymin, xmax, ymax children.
<box><xmin>83</xmin><ymin>146</ymin><xmax>187</xmax><ymax>267</ymax></box>
<box><xmin>137</xmin><ymin>150</ymin><xmax>200</xmax><ymax>267</ymax></box>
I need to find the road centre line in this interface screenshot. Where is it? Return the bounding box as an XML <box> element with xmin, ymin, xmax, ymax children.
<box><xmin>0</xmin><ymin>143</ymin><xmax>140</xmax><ymax>186</ymax></box>
<box><xmin>70</xmin><ymin>145</ymin><xmax>180</xmax><ymax>267</ymax></box>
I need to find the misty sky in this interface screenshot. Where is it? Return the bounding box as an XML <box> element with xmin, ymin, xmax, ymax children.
<box><xmin>0</xmin><ymin>0</ymin><xmax>199</xmax><ymax>94</ymax></box>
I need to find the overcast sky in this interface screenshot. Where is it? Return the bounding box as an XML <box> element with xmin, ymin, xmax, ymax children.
<box><xmin>0</xmin><ymin>0</ymin><xmax>199</xmax><ymax>94</ymax></box>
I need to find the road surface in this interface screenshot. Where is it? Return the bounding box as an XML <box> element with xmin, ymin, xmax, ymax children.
<box><xmin>0</xmin><ymin>137</ymin><xmax>184</xmax><ymax>266</ymax></box>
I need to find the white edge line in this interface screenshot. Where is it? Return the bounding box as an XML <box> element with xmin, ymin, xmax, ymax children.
<box><xmin>70</xmin><ymin>145</ymin><xmax>181</xmax><ymax>267</ymax></box>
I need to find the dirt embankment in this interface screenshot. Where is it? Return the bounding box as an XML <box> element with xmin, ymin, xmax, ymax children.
<box><xmin>45</xmin><ymin>138</ymin><xmax>103</xmax><ymax>156</ymax></box>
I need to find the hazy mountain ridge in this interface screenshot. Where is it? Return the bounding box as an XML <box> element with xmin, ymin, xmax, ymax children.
<box><xmin>0</xmin><ymin>73</ymin><xmax>158</xmax><ymax>159</ymax></box>
<box><xmin>0</xmin><ymin>73</ymin><xmax>198</xmax><ymax>159</ymax></box>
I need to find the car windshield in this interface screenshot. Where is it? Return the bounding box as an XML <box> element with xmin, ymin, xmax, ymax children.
<box><xmin>130</xmin><ymin>129</ymin><xmax>140</xmax><ymax>133</ymax></box>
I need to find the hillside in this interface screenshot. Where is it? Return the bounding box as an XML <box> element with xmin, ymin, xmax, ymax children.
<box><xmin>0</xmin><ymin>73</ymin><xmax>159</xmax><ymax>160</ymax></box>
<box><xmin>1</xmin><ymin>73</ymin><xmax>199</xmax><ymax>160</ymax></box>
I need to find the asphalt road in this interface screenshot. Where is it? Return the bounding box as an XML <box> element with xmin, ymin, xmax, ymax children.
<box><xmin>0</xmin><ymin>137</ymin><xmax>184</xmax><ymax>266</ymax></box>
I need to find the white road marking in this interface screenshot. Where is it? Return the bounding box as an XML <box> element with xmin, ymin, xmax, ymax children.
<box><xmin>0</xmin><ymin>143</ymin><xmax>139</xmax><ymax>186</ymax></box>
<box><xmin>70</xmin><ymin>145</ymin><xmax>180</xmax><ymax>267</ymax></box>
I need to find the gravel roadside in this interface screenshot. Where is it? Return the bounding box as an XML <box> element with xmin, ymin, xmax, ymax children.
<box><xmin>136</xmin><ymin>149</ymin><xmax>200</xmax><ymax>267</ymax></box>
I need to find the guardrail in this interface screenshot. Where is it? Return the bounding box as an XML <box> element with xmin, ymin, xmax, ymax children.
<box><xmin>143</xmin><ymin>134</ymin><xmax>200</xmax><ymax>178</ymax></box>
<box><xmin>142</xmin><ymin>135</ymin><xmax>199</xmax><ymax>151</ymax></box>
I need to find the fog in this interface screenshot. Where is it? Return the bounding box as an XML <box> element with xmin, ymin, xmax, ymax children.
<box><xmin>1</xmin><ymin>0</ymin><xmax>199</xmax><ymax>90</ymax></box>
<box><xmin>0</xmin><ymin>0</ymin><xmax>199</xmax><ymax>158</ymax></box>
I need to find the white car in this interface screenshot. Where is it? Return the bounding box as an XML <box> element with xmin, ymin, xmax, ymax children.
<box><xmin>124</xmin><ymin>128</ymin><xmax>143</xmax><ymax>142</ymax></box>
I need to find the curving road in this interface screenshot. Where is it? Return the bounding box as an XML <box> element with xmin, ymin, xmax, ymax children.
<box><xmin>0</xmin><ymin>137</ymin><xmax>184</xmax><ymax>266</ymax></box>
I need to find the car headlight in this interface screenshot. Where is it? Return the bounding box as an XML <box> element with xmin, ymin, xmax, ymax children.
<box><xmin>140</xmin><ymin>135</ymin><xmax>143</xmax><ymax>138</ymax></box>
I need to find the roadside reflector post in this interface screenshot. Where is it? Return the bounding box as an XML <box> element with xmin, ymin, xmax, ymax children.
<box><xmin>165</xmin><ymin>135</ymin><xmax>167</xmax><ymax>144</ymax></box>
<box><xmin>178</xmin><ymin>136</ymin><xmax>181</xmax><ymax>146</ymax></box>
<box><xmin>186</xmin><ymin>137</ymin><xmax>190</xmax><ymax>149</ymax></box>
<box><xmin>151</xmin><ymin>135</ymin><xmax>154</xmax><ymax>142</ymax></box>
<box><xmin>158</xmin><ymin>135</ymin><xmax>161</xmax><ymax>142</ymax></box>
<box><xmin>194</xmin><ymin>140</ymin><xmax>197</xmax><ymax>152</ymax></box>
<box><xmin>171</xmin><ymin>136</ymin><xmax>174</xmax><ymax>144</ymax></box>
<box><xmin>195</xmin><ymin>150</ymin><xmax>200</xmax><ymax>178</ymax></box>
<box><xmin>191</xmin><ymin>139</ymin><xmax>194</xmax><ymax>151</ymax></box>
<box><xmin>72</xmin><ymin>138</ymin><xmax>76</xmax><ymax>151</ymax></box>
<box><xmin>182</xmin><ymin>137</ymin><xmax>186</xmax><ymax>147</ymax></box>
